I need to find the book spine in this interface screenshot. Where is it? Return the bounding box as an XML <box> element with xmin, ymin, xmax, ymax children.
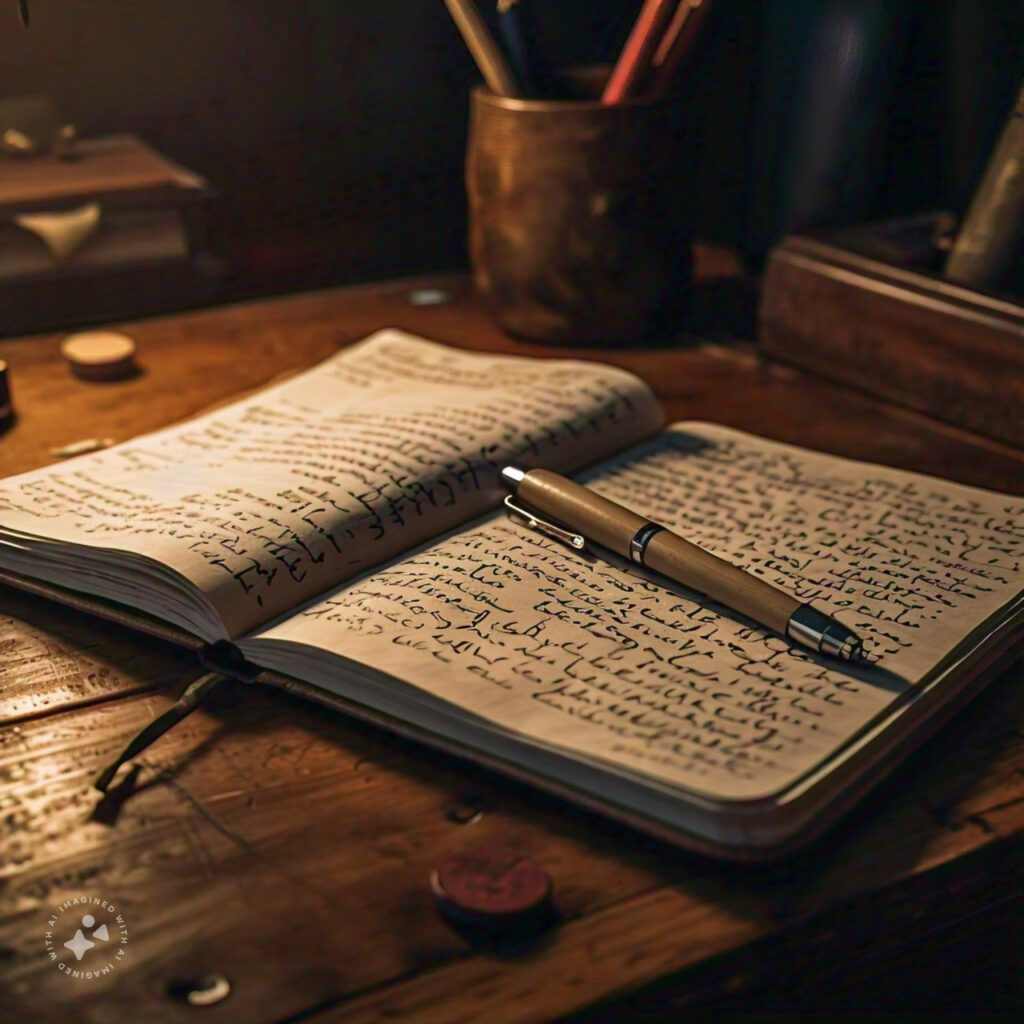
<box><xmin>945</xmin><ymin>79</ymin><xmax>1024</xmax><ymax>288</ymax></box>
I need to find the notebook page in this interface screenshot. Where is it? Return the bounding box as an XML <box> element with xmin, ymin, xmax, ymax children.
<box><xmin>250</xmin><ymin>424</ymin><xmax>1024</xmax><ymax>801</ymax></box>
<box><xmin>0</xmin><ymin>331</ymin><xmax>662</xmax><ymax>638</ymax></box>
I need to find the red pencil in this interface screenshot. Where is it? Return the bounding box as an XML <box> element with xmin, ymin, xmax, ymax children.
<box><xmin>602</xmin><ymin>0</ymin><xmax>679</xmax><ymax>105</ymax></box>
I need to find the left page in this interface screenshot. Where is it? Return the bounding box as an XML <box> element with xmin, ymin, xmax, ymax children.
<box><xmin>0</xmin><ymin>331</ymin><xmax>662</xmax><ymax>639</ymax></box>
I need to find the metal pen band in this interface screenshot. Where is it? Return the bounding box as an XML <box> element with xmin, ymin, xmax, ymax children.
<box><xmin>629</xmin><ymin>522</ymin><xmax>665</xmax><ymax>566</ymax></box>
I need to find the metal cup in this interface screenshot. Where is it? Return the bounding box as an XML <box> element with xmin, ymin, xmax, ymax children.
<box><xmin>466</xmin><ymin>68</ymin><xmax>691</xmax><ymax>346</ymax></box>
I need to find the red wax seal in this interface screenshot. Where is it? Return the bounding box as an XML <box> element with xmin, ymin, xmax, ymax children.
<box><xmin>431</xmin><ymin>848</ymin><xmax>553</xmax><ymax>935</ymax></box>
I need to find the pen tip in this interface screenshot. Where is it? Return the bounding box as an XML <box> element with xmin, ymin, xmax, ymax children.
<box><xmin>840</xmin><ymin>638</ymin><xmax>864</xmax><ymax>662</ymax></box>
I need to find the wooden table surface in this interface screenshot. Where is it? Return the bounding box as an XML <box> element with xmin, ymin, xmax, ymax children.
<box><xmin>1</xmin><ymin>272</ymin><xmax>1022</xmax><ymax>1023</ymax></box>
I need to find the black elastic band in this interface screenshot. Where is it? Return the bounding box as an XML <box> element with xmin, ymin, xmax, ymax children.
<box><xmin>94</xmin><ymin>672</ymin><xmax>224</xmax><ymax>792</ymax></box>
<box><xmin>629</xmin><ymin>522</ymin><xmax>665</xmax><ymax>566</ymax></box>
<box><xmin>93</xmin><ymin>643</ymin><xmax>260</xmax><ymax>793</ymax></box>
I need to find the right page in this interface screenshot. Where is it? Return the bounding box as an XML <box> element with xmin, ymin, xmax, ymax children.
<box><xmin>246</xmin><ymin>424</ymin><xmax>1024</xmax><ymax>802</ymax></box>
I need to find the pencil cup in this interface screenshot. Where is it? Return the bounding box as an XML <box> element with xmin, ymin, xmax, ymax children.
<box><xmin>466</xmin><ymin>68</ymin><xmax>692</xmax><ymax>346</ymax></box>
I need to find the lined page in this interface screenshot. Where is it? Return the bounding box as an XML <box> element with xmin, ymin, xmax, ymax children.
<box><xmin>0</xmin><ymin>331</ymin><xmax>662</xmax><ymax>637</ymax></box>
<box><xmin>250</xmin><ymin>424</ymin><xmax>1024</xmax><ymax>801</ymax></box>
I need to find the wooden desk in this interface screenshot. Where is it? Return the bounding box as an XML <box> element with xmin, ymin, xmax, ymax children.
<box><xmin>1</xmin><ymin>274</ymin><xmax>1022</xmax><ymax>1023</ymax></box>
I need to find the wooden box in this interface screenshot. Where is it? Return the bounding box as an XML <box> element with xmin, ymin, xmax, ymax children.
<box><xmin>0</xmin><ymin>134</ymin><xmax>222</xmax><ymax>336</ymax></box>
<box><xmin>759</xmin><ymin>218</ymin><xmax>1024</xmax><ymax>448</ymax></box>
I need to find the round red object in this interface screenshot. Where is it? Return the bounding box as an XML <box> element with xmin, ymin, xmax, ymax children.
<box><xmin>431</xmin><ymin>848</ymin><xmax>552</xmax><ymax>919</ymax></box>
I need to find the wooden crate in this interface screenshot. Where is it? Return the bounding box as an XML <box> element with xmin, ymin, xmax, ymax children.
<box><xmin>759</xmin><ymin>228</ymin><xmax>1024</xmax><ymax>449</ymax></box>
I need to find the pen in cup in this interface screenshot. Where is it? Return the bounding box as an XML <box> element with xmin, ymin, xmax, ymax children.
<box><xmin>445</xmin><ymin>0</ymin><xmax>521</xmax><ymax>97</ymax></box>
<box><xmin>496</xmin><ymin>0</ymin><xmax>539</xmax><ymax>98</ymax></box>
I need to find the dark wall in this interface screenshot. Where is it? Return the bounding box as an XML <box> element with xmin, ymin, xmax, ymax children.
<box><xmin>0</xmin><ymin>0</ymin><xmax>757</xmax><ymax>296</ymax></box>
<box><xmin>748</xmin><ymin>0</ymin><xmax>1024</xmax><ymax>255</ymax></box>
<box><xmin>1</xmin><ymin>1</ymin><xmax>1020</xmax><ymax>298</ymax></box>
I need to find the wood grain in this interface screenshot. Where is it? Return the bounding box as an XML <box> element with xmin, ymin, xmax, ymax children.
<box><xmin>0</xmin><ymin>587</ymin><xmax>194</xmax><ymax>726</ymax></box>
<box><xmin>0</xmin><ymin>271</ymin><xmax>1021</xmax><ymax>1023</ymax></box>
<box><xmin>0</xmin><ymin>635</ymin><xmax>1020</xmax><ymax>1024</ymax></box>
<box><xmin>0</xmin><ymin>654</ymin><xmax>1021</xmax><ymax>1024</ymax></box>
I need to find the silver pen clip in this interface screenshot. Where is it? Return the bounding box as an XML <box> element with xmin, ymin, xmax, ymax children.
<box><xmin>503</xmin><ymin>495</ymin><xmax>586</xmax><ymax>551</ymax></box>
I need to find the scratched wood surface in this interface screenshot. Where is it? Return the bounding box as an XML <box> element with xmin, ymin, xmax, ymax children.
<box><xmin>0</xmin><ymin>272</ymin><xmax>1022</xmax><ymax>1024</ymax></box>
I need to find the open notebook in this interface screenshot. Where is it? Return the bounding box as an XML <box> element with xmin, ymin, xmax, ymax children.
<box><xmin>2</xmin><ymin>330</ymin><xmax>1022</xmax><ymax>859</ymax></box>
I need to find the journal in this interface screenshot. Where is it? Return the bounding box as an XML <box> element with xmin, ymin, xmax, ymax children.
<box><xmin>2</xmin><ymin>331</ymin><xmax>1021</xmax><ymax>858</ymax></box>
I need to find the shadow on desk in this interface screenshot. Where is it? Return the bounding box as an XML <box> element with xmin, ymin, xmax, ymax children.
<box><xmin>186</xmin><ymin>662</ymin><xmax>1023</xmax><ymax>1018</ymax></box>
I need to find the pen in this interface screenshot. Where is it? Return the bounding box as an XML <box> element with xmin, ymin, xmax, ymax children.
<box><xmin>501</xmin><ymin>465</ymin><xmax>864</xmax><ymax>661</ymax></box>
<box><xmin>496</xmin><ymin>0</ymin><xmax>539</xmax><ymax>98</ymax></box>
<box><xmin>602</xmin><ymin>0</ymin><xmax>678</xmax><ymax>105</ymax></box>
<box><xmin>445</xmin><ymin>0</ymin><xmax>521</xmax><ymax>98</ymax></box>
<box><xmin>645</xmin><ymin>0</ymin><xmax>712</xmax><ymax>99</ymax></box>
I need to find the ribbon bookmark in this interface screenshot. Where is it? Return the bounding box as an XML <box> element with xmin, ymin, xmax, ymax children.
<box><xmin>94</xmin><ymin>671</ymin><xmax>225</xmax><ymax>792</ymax></box>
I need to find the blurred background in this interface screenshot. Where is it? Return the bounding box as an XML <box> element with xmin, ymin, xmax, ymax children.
<box><xmin>1</xmin><ymin>0</ymin><xmax>1022</xmax><ymax>304</ymax></box>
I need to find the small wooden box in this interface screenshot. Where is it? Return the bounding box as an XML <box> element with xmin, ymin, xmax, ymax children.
<box><xmin>0</xmin><ymin>134</ymin><xmax>221</xmax><ymax>336</ymax></box>
<box><xmin>759</xmin><ymin>219</ymin><xmax>1024</xmax><ymax>449</ymax></box>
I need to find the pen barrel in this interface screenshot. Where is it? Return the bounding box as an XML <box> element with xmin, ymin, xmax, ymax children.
<box><xmin>643</xmin><ymin>532</ymin><xmax>799</xmax><ymax>634</ymax></box>
<box><xmin>517</xmin><ymin>470</ymin><xmax>647</xmax><ymax>555</ymax></box>
<box><xmin>517</xmin><ymin>469</ymin><xmax>801</xmax><ymax>634</ymax></box>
